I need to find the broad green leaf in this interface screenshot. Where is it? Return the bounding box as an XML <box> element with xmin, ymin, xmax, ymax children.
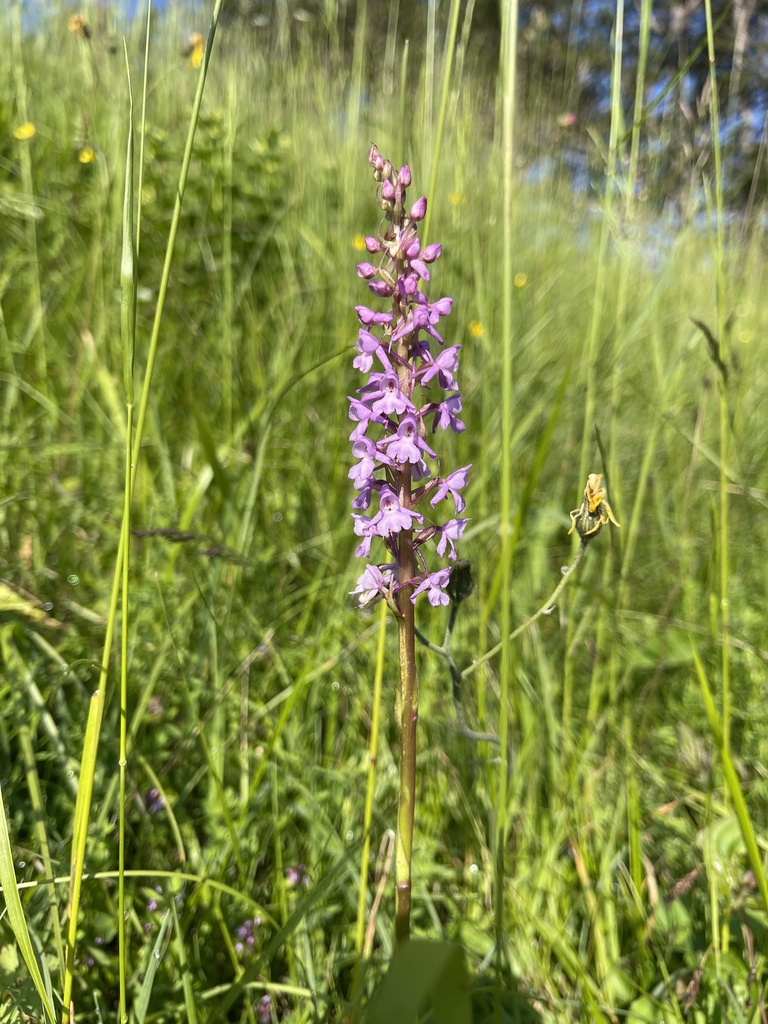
<box><xmin>366</xmin><ymin>941</ymin><xmax>471</xmax><ymax>1024</ymax></box>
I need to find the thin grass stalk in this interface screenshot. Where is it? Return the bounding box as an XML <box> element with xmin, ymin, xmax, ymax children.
<box><xmin>455</xmin><ymin>0</ymin><xmax>477</xmax><ymax>91</ymax></box>
<box><xmin>355</xmin><ymin>600</ymin><xmax>388</xmax><ymax>955</ymax></box>
<box><xmin>576</xmin><ymin>0</ymin><xmax>624</xmax><ymax>735</ymax></box>
<box><xmin>64</xmin><ymin>0</ymin><xmax>222</xmax><ymax>990</ymax></box>
<box><xmin>422</xmin><ymin>0</ymin><xmax>461</xmax><ymax>245</ymax></box>
<box><xmin>10</xmin><ymin>0</ymin><xmax>46</xmax><ymax>388</ymax></box>
<box><xmin>383</xmin><ymin>0</ymin><xmax>400</xmax><ymax>97</ymax></box>
<box><xmin>604</xmin><ymin>0</ymin><xmax>651</xmax><ymax>737</ymax></box>
<box><xmin>347</xmin><ymin>0</ymin><xmax>367</xmax><ymax>146</ymax></box>
<box><xmin>494</xmin><ymin>0</ymin><xmax>518</xmax><ymax>988</ymax></box>
<box><xmin>161</xmin><ymin>589</ymin><xmax>247</xmax><ymax>879</ymax></box>
<box><xmin>463</xmin><ymin>543</ymin><xmax>587</xmax><ymax>678</ymax></box>
<box><xmin>702</xmin><ymin>789</ymin><xmax>722</xmax><ymax>977</ymax></box>
<box><xmin>16</xmin><ymin>713</ymin><xmax>66</xmax><ymax>979</ymax></box>
<box><xmin>118</xmin><ymin>43</ymin><xmax>137</xmax><ymax>1021</ymax></box>
<box><xmin>171</xmin><ymin>898</ymin><xmax>200</xmax><ymax>1024</ymax></box>
<box><xmin>607</xmin><ymin>0</ymin><xmax>651</xmax><ymax>516</ymax></box>
<box><xmin>3</xmin><ymin>634</ymin><xmax>65</xmax><ymax>983</ymax></box>
<box><xmin>270</xmin><ymin>761</ymin><xmax>298</xmax><ymax>985</ymax></box>
<box><xmin>118</xmin><ymin>419</ymin><xmax>133</xmax><ymax>1021</ymax></box>
<box><xmin>20</xmin><ymin>867</ymin><xmax>269</xmax><ymax>912</ymax></box>
<box><xmin>422</xmin><ymin>0</ymin><xmax>437</xmax><ymax>155</ymax></box>
<box><xmin>222</xmin><ymin>69</ymin><xmax>236</xmax><ymax>438</ymax></box>
<box><xmin>136</xmin><ymin>0</ymin><xmax>152</xmax><ymax>258</ymax></box>
<box><xmin>577</xmin><ymin>0</ymin><xmax>623</xmax><ymax>488</ymax></box>
<box><xmin>398</xmin><ymin>42</ymin><xmax>409</xmax><ymax>164</ymax></box>
<box><xmin>692</xmin><ymin>647</ymin><xmax>768</xmax><ymax>916</ymax></box>
<box><xmin>562</xmin><ymin>0</ymin><xmax>584</xmax><ymax>111</ymax></box>
<box><xmin>624</xmin><ymin>715</ymin><xmax>647</xmax><ymax>977</ymax></box>
<box><xmin>702</xmin><ymin>0</ymin><xmax>730</xmax><ymax>755</ymax></box>
<box><xmin>240</xmin><ymin>666</ymin><xmax>250</xmax><ymax>807</ymax></box>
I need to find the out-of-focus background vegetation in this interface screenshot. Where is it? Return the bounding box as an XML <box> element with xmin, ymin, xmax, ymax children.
<box><xmin>1</xmin><ymin>0</ymin><xmax>767</xmax><ymax>1021</ymax></box>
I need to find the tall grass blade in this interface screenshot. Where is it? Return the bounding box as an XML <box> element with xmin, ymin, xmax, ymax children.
<box><xmin>134</xmin><ymin>909</ymin><xmax>173</xmax><ymax>1024</ymax></box>
<box><xmin>62</xmin><ymin>691</ymin><xmax>101</xmax><ymax>1020</ymax></box>
<box><xmin>0</xmin><ymin>786</ymin><xmax>57</xmax><ymax>1024</ymax></box>
<box><xmin>118</xmin><ymin>40</ymin><xmax>137</xmax><ymax>1024</ymax></box>
<box><xmin>63</xmin><ymin>0</ymin><xmax>224</xmax><ymax>992</ymax></box>
<box><xmin>495</xmin><ymin>0</ymin><xmax>518</xmax><ymax>992</ymax></box>
<box><xmin>703</xmin><ymin>0</ymin><xmax>731</xmax><ymax>755</ymax></box>
<box><xmin>691</xmin><ymin>646</ymin><xmax>768</xmax><ymax>916</ymax></box>
<box><xmin>423</xmin><ymin>0</ymin><xmax>461</xmax><ymax>244</ymax></box>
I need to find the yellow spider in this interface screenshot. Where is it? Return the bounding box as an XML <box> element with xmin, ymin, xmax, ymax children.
<box><xmin>568</xmin><ymin>473</ymin><xmax>620</xmax><ymax>541</ymax></box>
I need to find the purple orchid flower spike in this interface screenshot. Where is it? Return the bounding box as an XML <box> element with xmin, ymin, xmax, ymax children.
<box><xmin>351</xmin><ymin>146</ymin><xmax>476</xmax><ymax>947</ymax></box>
<box><xmin>349</xmin><ymin>146</ymin><xmax>471</xmax><ymax>610</ymax></box>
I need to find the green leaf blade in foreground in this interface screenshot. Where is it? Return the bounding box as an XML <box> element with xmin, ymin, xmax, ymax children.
<box><xmin>134</xmin><ymin>909</ymin><xmax>173</xmax><ymax>1024</ymax></box>
<box><xmin>0</xmin><ymin>785</ymin><xmax>58</xmax><ymax>1024</ymax></box>
<box><xmin>366</xmin><ymin>940</ymin><xmax>471</xmax><ymax>1024</ymax></box>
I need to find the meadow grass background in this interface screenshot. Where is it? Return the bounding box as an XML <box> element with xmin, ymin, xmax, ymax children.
<box><xmin>1</xmin><ymin>1</ymin><xmax>768</xmax><ymax>1022</ymax></box>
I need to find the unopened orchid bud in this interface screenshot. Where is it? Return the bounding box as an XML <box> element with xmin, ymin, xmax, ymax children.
<box><xmin>409</xmin><ymin>196</ymin><xmax>427</xmax><ymax>221</ymax></box>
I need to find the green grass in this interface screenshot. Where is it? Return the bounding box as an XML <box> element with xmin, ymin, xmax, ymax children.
<box><xmin>1</xmin><ymin>2</ymin><xmax>767</xmax><ymax>1022</ymax></box>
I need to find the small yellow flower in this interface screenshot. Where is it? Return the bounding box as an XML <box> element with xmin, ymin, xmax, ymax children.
<box><xmin>352</xmin><ymin>234</ymin><xmax>367</xmax><ymax>252</ymax></box>
<box><xmin>183</xmin><ymin>32</ymin><xmax>204</xmax><ymax>68</ymax></box>
<box><xmin>68</xmin><ymin>14</ymin><xmax>91</xmax><ymax>38</ymax></box>
<box><xmin>13</xmin><ymin>122</ymin><xmax>36</xmax><ymax>141</ymax></box>
<box><xmin>78</xmin><ymin>147</ymin><xmax>95</xmax><ymax>164</ymax></box>
<box><xmin>568</xmin><ymin>473</ymin><xmax>619</xmax><ymax>542</ymax></box>
<box><xmin>468</xmin><ymin>320</ymin><xmax>485</xmax><ymax>339</ymax></box>
<box><xmin>448</xmin><ymin>191</ymin><xmax>465</xmax><ymax>207</ymax></box>
<box><xmin>514</xmin><ymin>272</ymin><xmax>528</xmax><ymax>288</ymax></box>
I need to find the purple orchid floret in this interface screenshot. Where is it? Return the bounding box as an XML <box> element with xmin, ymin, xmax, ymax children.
<box><xmin>353</xmin><ymin>329</ymin><xmax>384</xmax><ymax>373</ymax></box>
<box><xmin>431</xmin><ymin>392</ymin><xmax>465</xmax><ymax>433</ymax></box>
<box><xmin>380</xmin><ymin>415</ymin><xmax>437</xmax><ymax>464</ymax></box>
<box><xmin>350</xmin><ymin>563</ymin><xmax>396</xmax><ymax>607</ymax></box>
<box><xmin>410</xmin><ymin>568</ymin><xmax>452</xmax><ymax>606</ymax></box>
<box><xmin>418</xmin><ymin>345</ymin><xmax>461</xmax><ymax>390</ymax></box>
<box><xmin>355</xmin><ymin>305</ymin><xmax>392</xmax><ymax>326</ymax></box>
<box><xmin>349</xmin><ymin>145</ymin><xmax>471</xmax><ymax>608</ymax></box>
<box><xmin>436</xmin><ymin>518</ymin><xmax>469</xmax><ymax>560</ymax></box>
<box><xmin>371</xmin><ymin>486</ymin><xmax>424</xmax><ymax>536</ymax></box>
<box><xmin>430</xmin><ymin>465</ymin><xmax>471</xmax><ymax>514</ymax></box>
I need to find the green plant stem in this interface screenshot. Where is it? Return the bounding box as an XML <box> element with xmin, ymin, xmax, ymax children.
<box><xmin>463</xmin><ymin>542</ymin><xmax>587</xmax><ymax>679</ymax></box>
<box><xmin>415</xmin><ymin>604</ymin><xmax>499</xmax><ymax>745</ymax></box>
<box><xmin>395</xmin><ymin>518</ymin><xmax>418</xmax><ymax>946</ymax></box>
<box><xmin>355</xmin><ymin>600</ymin><xmax>388</xmax><ymax>954</ymax></box>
